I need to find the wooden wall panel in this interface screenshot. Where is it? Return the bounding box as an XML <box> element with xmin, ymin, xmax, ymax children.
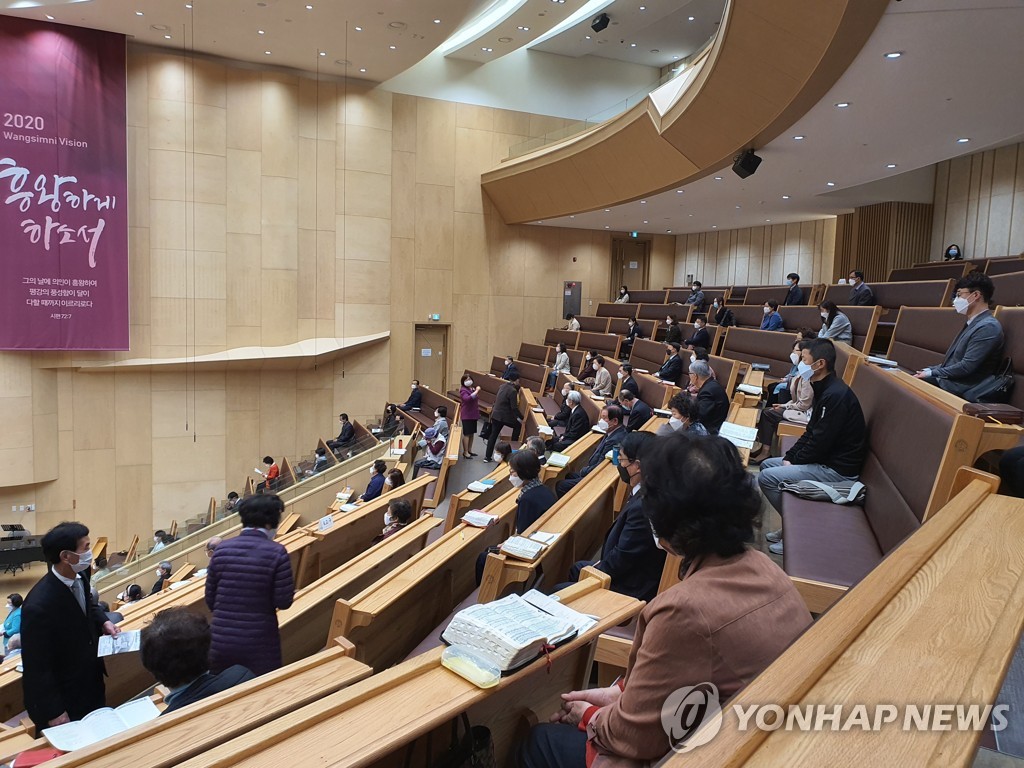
<box><xmin>833</xmin><ymin>202</ymin><xmax>932</xmax><ymax>282</ymax></box>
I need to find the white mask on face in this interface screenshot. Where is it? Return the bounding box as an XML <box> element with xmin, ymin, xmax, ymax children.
<box><xmin>494</xmin><ymin>452</ymin><xmax>504</xmax><ymax>463</ymax></box>
<box><xmin>384</xmin><ymin>478</ymin><xmax>393</xmax><ymax>488</ymax></box>
<box><xmin>669</xmin><ymin>416</ymin><xmax>684</xmax><ymax>431</ymax></box>
<box><xmin>509</xmin><ymin>474</ymin><xmax>523</xmax><ymax>488</ymax></box>
<box><xmin>464</xmin><ymin>380</ymin><xmax>473</xmax><ymax>387</ymax></box>
<box><xmin>384</xmin><ymin>512</ymin><xmax>395</xmax><ymax>527</ymax></box>
<box><xmin>592</xmin><ymin>363</ymin><xmax>599</xmax><ymax>372</ymax></box>
<box><xmin>763</xmin><ymin>307</ymin><xmax>771</xmax><ymax>315</ymax></box>
<box><xmin>561</xmin><ymin>388</ymin><xmax>569</xmax><ymax>397</ymax></box>
<box><xmin>617</xmin><ymin>371</ymin><xmax>623</xmax><ymax>379</ymax></box>
<box><xmin>597</xmin><ymin>418</ymin><xmax>609</xmax><ymax>432</ymax></box>
<box><xmin>690</xmin><ymin>355</ymin><xmax>697</xmax><ymax>364</ymax></box>
<box><xmin>411</xmin><ymin>384</ymin><xmax>416</xmax><ymax>390</ymax></box>
<box><xmin>586</xmin><ymin>354</ymin><xmax>592</xmax><ymax>361</ymax></box>
<box><xmin>953</xmin><ymin>295</ymin><xmax>971</xmax><ymax>315</ymax></box>
<box><xmin>790</xmin><ymin>352</ymin><xmax>800</xmax><ymax>365</ymax></box>
<box><xmin>5</xmin><ymin>604</ymin><xmax>11</xmax><ymax>612</ymax></box>
<box><xmin>67</xmin><ymin>549</ymin><xmax>92</xmax><ymax>574</ymax></box>
<box><xmin>155</xmin><ymin>569</ymin><xmax>162</xmax><ymax>577</ymax></box>
<box><xmin>820</xmin><ymin>313</ymin><xmax>828</xmax><ymax>320</ymax></box>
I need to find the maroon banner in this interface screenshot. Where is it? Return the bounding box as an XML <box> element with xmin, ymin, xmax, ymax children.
<box><xmin>0</xmin><ymin>16</ymin><xmax>127</xmax><ymax>350</ymax></box>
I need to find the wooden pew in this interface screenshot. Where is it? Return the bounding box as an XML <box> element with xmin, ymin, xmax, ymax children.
<box><xmin>674</xmin><ymin>478</ymin><xmax>1021</xmax><ymax>768</ymax></box>
<box><xmin>397</xmin><ymin>387</ymin><xmax>458</xmax><ymax>431</ymax></box>
<box><xmin>167</xmin><ymin>577</ymin><xmax>642</xmax><ymax>768</ymax></box>
<box><xmin>488</xmin><ymin>355</ymin><xmax>549</xmax><ymax>395</ymax></box>
<box><xmin>573</xmin><ymin>315</ymin><xmax>611</xmax><ymax>333</ymax></box>
<box><xmin>822</xmin><ymin>279</ymin><xmax>955</xmax><ymax>326</ymax></box>
<box><xmin>606</xmin><ymin>316</ymin><xmax>657</xmax><ymax>342</ymax></box>
<box><xmin>637</xmin><ymin>303</ymin><xmax>692</xmax><ymax>338</ymax></box>
<box><xmin>889</xmin><ymin>261</ymin><xmax>973</xmax><ymax>281</ymax></box>
<box><xmin>777</xmin><ymin>304</ymin><xmax>883</xmax><ymax>354</ymax></box>
<box><xmin>628</xmin><ymin>289</ymin><xmax>669</xmax><ymax>303</ymax></box>
<box><xmin>576</xmin><ymin>330</ymin><xmax>622</xmax><ymax>360</ymax></box>
<box><xmin>543</xmin><ymin>328</ymin><xmax>579</xmax><ymax>349</ymax></box>
<box><xmin>444</xmin><ymin>463</ymin><xmax>512</xmax><ymax>533</ymax></box>
<box><xmin>995</xmin><ymin>305</ymin><xmax>1024</xmax><ymax>410</ymax></box>
<box><xmin>517</xmin><ymin>342</ymin><xmax>551</xmax><ymax>366</ymax></box>
<box><xmin>990</xmin><ymin>269</ymin><xmax>1024</xmax><ymax>307</ymax></box>
<box><xmin>720</xmin><ymin>327</ymin><xmax>800</xmax><ymax>379</ymax></box>
<box><xmin>328</xmin><ymin>488</ymin><xmax>521</xmax><ymax>671</ymax></box>
<box><xmin>984</xmin><ymin>257</ymin><xmax>1024</xmax><ymax>276</ymax></box>
<box><xmin>628</xmin><ymin>337</ymin><xmax>671</xmax><ymax>377</ymax></box>
<box><xmin>885</xmin><ymin>306</ymin><xmax>966</xmax><ymax>372</ymax></box>
<box><xmin>42</xmin><ymin>642</ymin><xmax>372</xmax><ymax>768</ymax></box>
<box><xmin>596</xmin><ymin>302</ymin><xmax>640</xmax><ymax>319</ymax></box>
<box><xmin>419</xmin><ymin>418</ymin><xmax>463</xmax><ymax>510</ymax></box>
<box><xmin>745</xmin><ymin>286</ymin><xmax>793</xmax><ymax>306</ymax></box>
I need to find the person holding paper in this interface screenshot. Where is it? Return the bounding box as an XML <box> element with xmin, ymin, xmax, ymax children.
<box><xmin>516</xmin><ymin>434</ymin><xmax>810</xmax><ymax>768</ymax></box>
<box><xmin>205</xmin><ymin>494</ymin><xmax>294</xmax><ymax>676</ymax></box>
<box><xmin>21</xmin><ymin>522</ymin><xmax>120</xmax><ymax>731</ymax></box>
<box><xmin>254</xmin><ymin>456</ymin><xmax>279</xmax><ymax>493</ymax></box>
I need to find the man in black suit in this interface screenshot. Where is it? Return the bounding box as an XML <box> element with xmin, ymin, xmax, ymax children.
<box><xmin>549</xmin><ymin>390</ymin><xmax>591</xmax><ymax>452</ymax></box>
<box><xmin>556</xmin><ymin>405</ymin><xmax>626</xmax><ymax>497</ymax></box>
<box><xmin>617</xmin><ymin>363</ymin><xmax>640</xmax><ymax>400</ymax></box>
<box><xmin>690</xmin><ymin>359</ymin><xmax>730</xmax><ymax>434</ymax></box>
<box><xmin>784</xmin><ymin>272</ymin><xmax>804</xmax><ymax>305</ymax></box>
<box><xmin>654</xmin><ymin>342</ymin><xmax>683</xmax><ymax>385</ymax></box>
<box><xmin>22</xmin><ymin>522</ymin><xmax>120</xmax><ymax>731</ymax></box>
<box><xmin>150</xmin><ymin>560</ymin><xmax>172</xmax><ymax>595</ymax></box>
<box><xmin>565</xmin><ymin>432</ymin><xmax>665</xmax><ymax>601</ymax></box>
<box><xmin>618</xmin><ymin>390</ymin><xmax>652</xmax><ymax>432</ymax></box>
<box><xmin>327</xmin><ymin>412</ymin><xmax>355</xmax><ymax>451</ymax></box>
<box><xmin>485</xmin><ymin>374</ymin><xmax>522</xmax><ymax>462</ymax></box>
<box><xmin>683</xmin><ymin>317</ymin><xmax>711</xmax><ymax>350</ymax></box>
<box><xmin>398</xmin><ymin>380</ymin><xmax>422</xmax><ymax>411</ymax></box>
<box><xmin>501</xmin><ymin>356</ymin><xmax>520</xmax><ymax>381</ymax></box>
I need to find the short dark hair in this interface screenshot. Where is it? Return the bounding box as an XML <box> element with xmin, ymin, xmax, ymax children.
<box><xmin>666</xmin><ymin>342</ymin><xmax>681</xmax><ymax>353</ymax></box>
<box><xmin>692</xmin><ymin>280</ymin><xmax>702</xmax><ymax>288</ymax></box>
<box><xmin>495</xmin><ymin>440</ymin><xmax>512</xmax><ymax>458</ymax></box>
<box><xmin>340</xmin><ymin>413</ymin><xmax>349</xmax><ymax>421</ymax></box>
<box><xmin>141</xmin><ymin>608</ymin><xmax>212</xmax><ymax>689</ymax></box>
<box><xmin>565</xmin><ymin>313</ymin><xmax>575</xmax><ymax>320</ymax></box>
<box><xmin>619</xmin><ymin>389</ymin><xmax>636</xmax><ymax>402</ymax></box>
<box><xmin>796</xmin><ymin>328</ymin><xmax>817</xmax><ymax>340</ymax></box>
<box><xmin>262</xmin><ymin>456</ymin><xmax>274</xmax><ymax>465</ymax></box>
<box><xmin>956</xmin><ymin>270</ymin><xmax>994</xmax><ymax>303</ymax></box>
<box><xmin>227</xmin><ymin>491</ymin><xmax>239</xmax><ymax>501</ymax></box>
<box><xmin>619</xmin><ymin>431</ymin><xmax>655</xmax><ymax>464</ymax></box>
<box><xmin>594</xmin><ymin>355</ymin><xmax>605</xmax><ymax>367</ymax></box>
<box><xmin>693</xmin><ymin>316</ymin><xmax>705</xmax><ymax>325</ymax></box>
<box><xmin>41</xmin><ymin>522</ymin><xmax>90</xmax><ymax>565</ymax></box>
<box><xmin>850</xmin><ymin>270</ymin><xmax>864</xmax><ymax>280</ymax></box>
<box><xmin>435</xmin><ymin>406</ymin><xmax>447</xmax><ymax>418</ymax></box>
<box><xmin>388</xmin><ymin>499</ymin><xmax>413</xmax><ymax>524</ymax></box>
<box><xmin>412</xmin><ymin>379</ymin><xmax>420</xmax><ymax>386</ymax></box>
<box><xmin>373</xmin><ymin>459</ymin><xmax>388</xmax><ymax>475</ymax></box>
<box><xmin>509</xmin><ymin>449</ymin><xmax>541</xmax><ymax>481</ymax></box>
<box><xmin>667</xmin><ymin>314</ymin><xmax>678</xmax><ymax>324</ymax></box>
<box><xmin>127</xmin><ymin>585</ymin><xmax>143</xmax><ymax>601</ymax></box>
<box><xmin>765</xmin><ymin>300</ymin><xmax>779</xmax><ymax>310</ymax></box>
<box><xmin>621</xmin><ymin>363</ymin><xmax>633</xmax><ymax>373</ymax></box>
<box><xmin>7</xmin><ymin>594</ymin><xmax>22</xmax><ymax>608</ymax></box>
<box><xmin>643</xmin><ymin>433</ymin><xmax>760</xmax><ymax>559</ymax></box>
<box><xmin>605</xmin><ymin>404</ymin><xmax>623</xmax><ymax>424</ymax></box>
<box><xmin>692</xmin><ymin>347</ymin><xmax>710</xmax><ymax>361</ymax></box>
<box><xmin>237</xmin><ymin>494</ymin><xmax>284</xmax><ymax>529</ymax></box>
<box><xmin>315</xmin><ymin>447</ymin><xmax>326</xmax><ymax>457</ymax></box>
<box><xmin>807</xmin><ymin>338</ymin><xmax>837</xmax><ymax>372</ymax></box>
<box><xmin>668</xmin><ymin>392</ymin><xmax>700</xmax><ymax>422</ymax></box>
<box><xmin>387</xmin><ymin>468</ymin><xmax>405</xmax><ymax>487</ymax></box>
<box><xmin>96</xmin><ymin>555</ymin><xmax>108</xmax><ymax>568</ymax></box>
<box><xmin>787</xmin><ymin>273</ymin><xmax>800</xmax><ymax>282</ymax></box>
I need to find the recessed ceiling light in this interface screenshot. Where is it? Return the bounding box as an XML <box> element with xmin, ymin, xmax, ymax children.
<box><xmin>164</xmin><ymin>34</ymin><xmax>172</xmax><ymax>39</ymax></box>
<box><xmin>135</xmin><ymin>11</ymin><xmax>143</xmax><ymax>16</ymax></box>
<box><xmin>434</xmin><ymin>19</ymin><xmax>441</xmax><ymax>24</ymax></box>
<box><xmin>569</xmin><ymin>215</ymin><xmax>575</xmax><ymax>219</ymax></box>
<box><xmin>886</xmin><ymin>163</ymin><xmax>897</xmax><ymax>168</ymax></box>
<box><xmin>305</xmin><ymin>4</ymin><xmax>313</xmax><ymax>9</ymax></box>
<box><xmin>714</xmin><ymin>176</ymin><xmax>722</xmax><ymax>181</ymax></box>
<box><xmin>585</xmin><ymin>35</ymin><xmax>591</xmax><ymax>39</ymax></box>
<box><xmin>735</xmin><ymin>205</ymin><xmax>741</xmax><ymax>209</ymax></box>
<box><xmin>630</xmin><ymin>43</ymin><xmax>636</xmax><ymax>47</ymax></box>
<box><xmin>688</xmin><ymin>16</ymin><xmax>695</xmax><ymax>21</ymax></box>
<box><xmin>184</xmin><ymin>3</ymin><xmax>192</xmax><ymax>8</ymax></box>
<box><xmin>45</xmin><ymin>13</ymin><xmax>54</xmax><ymax>18</ymax></box>
<box><xmin>258</xmin><ymin>29</ymin><xmax>265</xmax><ymax>34</ymax></box>
<box><xmin>605</xmin><ymin>225</ymin><xmax>610</xmax><ymax>229</ymax></box>
<box><xmin>354</xmin><ymin>26</ymin><xmax>362</xmax><ymax>31</ymax></box>
<box><xmin>640</xmin><ymin>5</ymin><xmax>646</xmax><ymax>9</ymax></box>
<box><xmin>498</xmin><ymin>37</ymin><xmax>512</xmax><ymax>42</ymax></box>
<box><xmin>481</xmin><ymin>47</ymin><xmax>493</xmax><ymax>52</ymax></box>
<box><xmin>389</xmin><ymin>45</ymin><xmax>397</xmax><ymax>50</ymax></box>
<box><xmin>826</xmin><ymin>181</ymin><xmax>835</xmax><ymax>187</ymax></box>
<box><xmin>793</xmin><ymin>135</ymin><xmax>805</xmax><ymax>140</ymax></box>
<box><xmin>834</xmin><ymin>102</ymin><xmax>850</xmax><ymax>108</ymax></box>
<box><xmin>319</xmin><ymin>51</ymin><xmax>326</xmax><ymax>56</ymax></box>
<box><xmin>711</xmin><ymin>225</ymin><xmax>717</xmax><ymax>228</ymax></box>
<box><xmin>518</xmin><ymin>26</ymin><xmax>530</xmax><ymax>31</ymax></box>
<box><xmin>883</xmin><ymin>51</ymin><xmax>903</xmax><ymax>59</ymax></box>
<box><xmin>359</xmin><ymin>67</ymin><xmax>366</xmax><ymax>72</ymax></box>
<box><xmin>672</xmin><ymin>56</ymin><xmax>679</xmax><ymax>60</ymax></box>
<box><xmin>956</xmin><ymin>137</ymin><xmax>971</xmax><ymax>143</ymax></box>
<box><xmin>765</xmin><ymin>219</ymin><xmax>771</xmax><ymax>222</ymax></box>
<box><xmin>264</xmin><ymin>50</ymin><xmax>271</xmax><ymax>54</ymax></box>
<box><xmin>640</xmin><ymin>200</ymin><xmax>646</xmax><ymax>204</ymax></box>
<box><xmin>643</xmin><ymin>220</ymin><xmax>648</xmax><ymax>224</ymax></box>
<box><xmin>782</xmin><ymin>195</ymin><xmax>790</xmax><ymax>199</ymax></box>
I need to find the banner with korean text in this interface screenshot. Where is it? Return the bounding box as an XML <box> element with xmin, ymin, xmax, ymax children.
<box><xmin>0</xmin><ymin>16</ymin><xmax>127</xmax><ymax>350</ymax></box>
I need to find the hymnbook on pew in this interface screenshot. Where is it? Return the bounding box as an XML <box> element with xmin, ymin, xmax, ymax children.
<box><xmin>499</xmin><ymin>532</ymin><xmax>560</xmax><ymax>562</ymax></box>
<box><xmin>43</xmin><ymin>698</ymin><xmax>160</xmax><ymax>752</ymax></box>
<box><xmin>718</xmin><ymin>422</ymin><xmax>758</xmax><ymax>451</ymax></box>
<box><xmin>441</xmin><ymin>590</ymin><xmax>594</xmax><ymax>673</ymax></box>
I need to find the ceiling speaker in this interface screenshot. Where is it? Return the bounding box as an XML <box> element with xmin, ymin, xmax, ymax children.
<box><xmin>591</xmin><ymin>13</ymin><xmax>610</xmax><ymax>33</ymax></box>
<box><xmin>732</xmin><ymin>149</ymin><xmax>762</xmax><ymax>179</ymax></box>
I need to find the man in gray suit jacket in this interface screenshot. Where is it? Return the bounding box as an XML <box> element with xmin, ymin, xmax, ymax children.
<box><xmin>914</xmin><ymin>272</ymin><xmax>1004</xmax><ymax>398</ymax></box>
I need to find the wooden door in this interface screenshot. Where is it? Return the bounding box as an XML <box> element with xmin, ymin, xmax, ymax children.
<box><xmin>611</xmin><ymin>239</ymin><xmax>650</xmax><ymax>298</ymax></box>
<box><xmin>413</xmin><ymin>325</ymin><xmax>448</xmax><ymax>394</ymax></box>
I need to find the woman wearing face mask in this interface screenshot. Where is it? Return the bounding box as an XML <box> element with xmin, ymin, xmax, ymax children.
<box><xmin>614</xmin><ymin>285</ymin><xmax>630</xmax><ymax>304</ymax></box>
<box><xmin>379</xmin><ymin>403</ymin><xmax>401</xmax><ymax>438</ymax></box>
<box><xmin>817</xmin><ymin>301</ymin><xmax>852</xmax><ymax>344</ymax></box>
<box><xmin>751</xmin><ymin>340</ymin><xmax>815</xmax><ymax>463</ymax></box>
<box><xmin>360</xmin><ymin>459</ymin><xmax>389</xmax><ymax>502</ymax></box>
<box><xmin>3</xmin><ymin>594</ymin><xmax>22</xmax><ymax>655</ymax></box>
<box><xmin>474</xmin><ymin>450</ymin><xmax>556</xmax><ymax>585</ymax></box>
<box><xmin>662</xmin><ymin>314</ymin><xmax>682</xmax><ymax>345</ymax></box>
<box><xmin>518</xmin><ymin>434</ymin><xmax>810</xmax><ymax>768</ymax></box>
<box><xmin>385</xmin><ymin>468</ymin><xmax>405</xmax><ymax>491</ymax></box>
<box><xmin>621</xmin><ymin>317</ymin><xmax>645</xmax><ymax>359</ymax></box>
<box><xmin>205</xmin><ymin>494</ymin><xmax>294</xmax><ymax>677</ymax></box>
<box><xmin>657</xmin><ymin>392</ymin><xmax>708</xmax><ymax>437</ymax></box>
<box><xmin>712</xmin><ymin>298</ymin><xmax>735</xmax><ymax>327</ymax></box>
<box><xmin>459</xmin><ymin>376</ymin><xmax>481</xmax><ymax>459</ymax></box>
<box><xmin>760</xmin><ymin>300</ymin><xmax>784</xmax><ymax>331</ymax></box>
<box><xmin>376</xmin><ymin>499</ymin><xmax>414</xmax><ymax>542</ymax></box>
<box><xmin>591</xmin><ymin>355</ymin><xmax>612</xmax><ymax>397</ymax></box>
<box><xmin>581</xmin><ymin>350</ymin><xmax>599</xmax><ymax>384</ymax></box>
<box><xmin>944</xmin><ymin>243</ymin><xmax>963</xmax><ymax>261</ymax></box>
<box><xmin>492</xmin><ymin>440</ymin><xmax>512</xmax><ymax>465</ymax></box>
<box><xmin>549</xmin><ymin>343</ymin><xmax>572</xmax><ymax>390</ymax></box>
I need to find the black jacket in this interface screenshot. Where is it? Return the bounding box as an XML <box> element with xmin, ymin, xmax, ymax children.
<box><xmin>784</xmin><ymin>372</ymin><xmax>867</xmax><ymax>477</ymax></box>
<box><xmin>696</xmin><ymin>379</ymin><xmax>730</xmax><ymax>434</ymax></box>
<box><xmin>580</xmin><ymin>426</ymin><xmax>626</xmax><ymax>478</ymax></box>
<box><xmin>162</xmin><ymin>665</ymin><xmax>256</xmax><ymax>715</ymax></box>
<box><xmin>664</xmin><ymin>324</ymin><xmax>682</xmax><ymax>345</ymax></box>
<box><xmin>619</xmin><ymin>375</ymin><xmax>640</xmax><ymax>399</ymax></box>
<box><xmin>784</xmin><ymin>283</ymin><xmax>804</xmax><ymax>306</ymax></box>
<box><xmin>501</xmin><ymin>363</ymin><xmax>520</xmax><ymax>381</ymax></box>
<box><xmin>515</xmin><ymin>483</ymin><xmax>557</xmax><ymax>533</ymax></box>
<box><xmin>334</xmin><ymin>421</ymin><xmax>355</xmax><ymax>444</ymax></box>
<box><xmin>598</xmin><ymin>490</ymin><xmax>666</xmax><ymax>602</ymax></box>
<box><xmin>399</xmin><ymin>388</ymin><xmax>422</xmax><ymax>411</ymax></box>
<box><xmin>490</xmin><ymin>382</ymin><xmax>521</xmax><ymax>425</ymax></box>
<box><xmin>714</xmin><ymin>306</ymin><xmax>736</xmax><ymax>327</ymax></box>
<box><xmin>22</xmin><ymin>570</ymin><xmax>108</xmax><ymax>729</ymax></box>
<box><xmin>624</xmin><ymin>399</ymin><xmax>653</xmax><ymax>432</ymax></box>
<box><xmin>561</xmin><ymin>405</ymin><xmax>592</xmax><ymax>444</ymax></box>
<box><xmin>685</xmin><ymin>327</ymin><xmax>711</xmax><ymax>350</ymax></box>
<box><xmin>656</xmin><ymin>355</ymin><xmax>683</xmax><ymax>384</ymax></box>
<box><xmin>848</xmin><ymin>282</ymin><xmax>875</xmax><ymax>306</ymax></box>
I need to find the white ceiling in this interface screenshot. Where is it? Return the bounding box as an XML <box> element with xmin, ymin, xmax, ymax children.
<box><xmin>538</xmin><ymin>0</ymin><xmax>1024</xmax><ymax>235</ymax></box>
<box><xmin>0</xmin><ymin>0</ymin><xmax>480</xmax><ymax>82</ymax></box>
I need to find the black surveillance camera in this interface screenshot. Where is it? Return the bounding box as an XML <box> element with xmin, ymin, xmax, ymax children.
<box><xmin>591</xmin><ymin>12</ymin><xmax>610</xmax><ymax>33</ymax></box>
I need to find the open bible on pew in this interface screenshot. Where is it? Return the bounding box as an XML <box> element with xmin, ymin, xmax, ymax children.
<box><xmin>43</xmin><ymin>697</ymin><xmax>160</xmax><ymax>752</ymax></box>
<box><xmin>441</xmin><ymin>591</ymin><xmax>594</xmax><ymax>673</ymax></box>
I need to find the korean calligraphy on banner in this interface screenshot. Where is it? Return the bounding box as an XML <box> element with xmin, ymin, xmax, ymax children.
<box><xmin>0</xmin><ymin>16</ymin><xmax>128</xmax><ymax>350</ymax></box>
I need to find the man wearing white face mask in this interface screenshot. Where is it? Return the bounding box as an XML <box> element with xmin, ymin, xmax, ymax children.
<box><xmin>913</xmin><ymin>272</ymin><xmax>1004</xmax><ymax>399</ymax></box>
<box><xmin>759</xmin><ymin>339</ymin><xmax>866</xmax><ymax>555</ymax></box>
<box><xmin>22</xmin><ymin>521</ymin><xmax>120</xmax><ymax>731</ymax></box>
<box><xmin>555</xmin><ymin>405</ymin><xmax>626</xmax><ymax>498</ymax></box>
<box><xmin>150</xmin><ymin>560</ymin><xmax>173</xmax><ymax>595</ymax></box>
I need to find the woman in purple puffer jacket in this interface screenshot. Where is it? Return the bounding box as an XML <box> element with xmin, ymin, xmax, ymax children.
<box><xmin>205</xmin><ymin>494</ymin><xmax>294</xmax><ymax>676</ymax></box>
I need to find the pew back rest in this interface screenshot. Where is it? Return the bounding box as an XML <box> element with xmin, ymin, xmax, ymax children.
<box><xmin>577</xmin><ymin>331</ymin><xmax>621</xmax><ymax>359</ymax></box>
<box><xmin>990</xmin><ymin>270</ymin><xmax>1024</xmax><ymax>307</ymax></box>
<box><xmin>544</xmin><ymin>329</ymin><xmax>579</xmax><ymax>348</ymax></box>
<box><xmin>985</xmin><ymin>257</ymin><xmax>1024</xmax><ymax>276</ymax></box>
<box><xmin>607</xmin><ymin>318</ymin><xmax>656</xmax><ymax>338</ymax></box>
<box><xmin>852</xmin><ymin>363</ymin><xmax>963</xmax><ymax>553</ymax></box>
<box><xmin>723</xmin><ymin>304</ymin><xmax>767</xmax><ymax>328</ymax></box>
<box><xmin>889</xmin><ymin>262</ymin><xmax>972</xmax><ymax>281</ymax></box>
<box><xmin>596</xmin><ymin>302</ymin><xmax>640</xmax><ymax>319</ymax></box>
<box><xmin>628</xmin><ymin>290</ymin><xmax>668</xmax><ymax>303</ymax></box>
<box><xmin>778</xmin><ymin>305</ymin><xmax>882</xmax><ymax>353</ymax></box>
<box><xmin>745</xmin><ymin>286</ymin><xmax>792</xmax><ymax>306</ymax></box>
<box><xmin>721</xmin><ymin>328</ymin><xmax>799</xmax><ymax>378</ymax></box>
<box><xmin>632</xmin><ymin>372</ymin><xmax>673</xmax><ymax>409</ymax></box>
<box><xmin>823</xmin><ymin>280</ymin><xmax>955</xmax><ymax>317</ymax></box>
<box><xmin>418</xmin><ymin>388</ymin><xmax>459</xmax><ymax>417</ymax></box>
<box><xmin>563</xmin><ymin>348</ymin><xmax>587</xmax><ymax>377</ymax></box>
<box><xmin>575</xmin><ymin>316</ymin><xmax>611</xmax><ymax>333</ymax></box>
<box><xmin>490</xmin><ymin>357</ymin><xmax>547</xmax><ymax>394</ymax></box>
<box><xmin>707</xmin><ymin>355</ymin><xmax>740</xmax><ymax>395</ymax></box>
<box><xmin>628</xmin><ymin>338</ymin><xmax>669</xmax><ymax>375</ymax></box>
<box><xmin>518</xmin><ymin>342</ymin><xmax>551</xmax><ymax>367</ymax></box>
<box><xmin>461</xmin><ymin>369</ymin><xmax>501</xmax><ymax>410</ymax></box>
<box><xmin>886</xmin><ymin>307</ymin><xmax>965</xmax><ymax>372</ymax></box>
<box><xmin>637</xmin><ymin>303</ymin><xmax>691</xmax><ymax>324</ymax></box>
<box><xmin>994</xmin><ymin>306</ymin><xmax>1024</xmax><ymax>410</ymax></box>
